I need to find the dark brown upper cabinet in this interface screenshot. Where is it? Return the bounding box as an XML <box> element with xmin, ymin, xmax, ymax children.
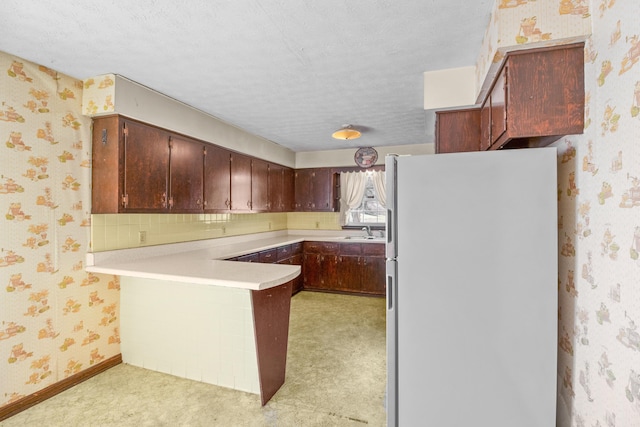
<box><xmin>203</xmin><ymin>144</ymin><xmax>231</xmax><ymax>212</ymax></box>
<box><xmin>268</xmin><ymin>163</ymin><xmax>284</xmax><ymax>212</ymax></box>
<box><xmin>169</xmin><ymin>135</ymin><xmax>205</xmax><ymax>212</ymax></box>
<box><xmin>92</xmin><ymin>115</ymin><xmax>325</xmax><ymax>214</ymax></box>
<box><xmin>436</xmin><ymin>42</ymin><xmax>585</xmax><ymax>153</ymax></box>
<box><xmin>92</xmin><ymin>116</ymin><xmax>171</xmax><ymax>213</ymax></box>
<box><xmin>283</xmin><ymin>167</ymin><xmax>295</xmax><ymax>211</ymax></box>
<box><xmin>251</xmin><ymin>158</ymin><xmax>269</xmax><ymax>212</ymax></box>
<box><xmin>230</xmin><ymin>152</ymin><xmax>252</xmax><ymax>211</ymax></box>
<box><xmin>436</xmin><ymin>108</ymin><xmax>481</xmax><ymax>153</ymax></box>
<box><xmin>294</xmin><ymin>168</ymin><xmax>337</xmax><ymax>212</ymax></box>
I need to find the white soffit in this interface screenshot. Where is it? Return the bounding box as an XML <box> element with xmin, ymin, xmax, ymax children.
<box><xmin>423</xmin><ymin>66</ymin><xmax>477</xmax><ymax>110</ymax></box>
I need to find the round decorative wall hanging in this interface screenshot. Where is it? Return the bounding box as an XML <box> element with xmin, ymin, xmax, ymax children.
<box><xmin>354</xmin><ymin>147</ymin><xmax>378</xmax><ymax>168</ymax></box>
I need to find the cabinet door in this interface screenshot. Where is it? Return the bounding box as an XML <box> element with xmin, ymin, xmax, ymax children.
<box><xmin>303</xmin><ymin>252</ymin><xmax>323</xmax><ymax>289</ymax></box>
<box><xmin>122</xmin><ymin>119</ymin><xmax>170</xmax><ymax>212</ymax></box>
<box><xmin>338</xmin><ymin>255</ymin><xmax>362</xmax><ymax>292</ymax></box>
<box><xmin>480</xmin><ymin>99</ymin><xmax>491</xmax><ymax>151</ymax></box>
<box><xmin>436</xmin><ymin>109</ymin><xmax>482</xmax><ymax>153</ymax></box>
<box><xmin>251</xmin><ymin>158</ymin><xmax>269</xmax><ymax>212</ymax></box>
<box><xmin>294</xmin><ymin>169</ymin><xmax>312</xmax><ymax>211</ymax></box>
<box><xmin>311</xmin><ymin>168</ymin><xmax>335</xmax><ymax>211</ymax></box>
<box><xmin>269</xmin><ymin>164</ymin><xmax>284</xmax><ymax>212</ymax></box>
<box><xmin>230</xmin><ymin>152</ymin><xmax>252</xmax><ymax>211</ymax></box>
<box><xmin>91</xmin><ymin>116</ymin><xmax>120</xmax><ymax>213</ymax></box>
<box><xmin>490</xmin><ymin>67</ymin><xmax>507</xmax><ymax>146</ymax></box>
<box><xmin>169</xmin><ymin>136</ymin><xmax>204</xmax><ymax>212</ymax></box>
<box><xmin>283</xmin><ymin>167</ymin><xmax>295</xmax><ymax>211</ymax></box>
<box><xmin>319</xmin><ymin>254</ymin><xmax>339</xmax><ymax>290</ymax></box>
<box><xmin>290</xmin><ymin>253</ymin><xmax>303</xmax><ymax>295</ymax></box>
<box><xmin>360</xmin><ymin>256</ymin><xmax>386</xmax><ymax>296</ymax></box>
<box><xmin>204</xmin><ymin>144</ymin><xmax>231</xmax><ymax>211</ymax></box>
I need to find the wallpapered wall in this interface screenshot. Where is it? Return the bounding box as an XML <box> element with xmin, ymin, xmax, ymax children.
<box><xmin>479</xmin><ymin>1</ymin><xmax>640</xmax><ymax>426</ymax></box>
<box><xmin>0</xmin><ymin>52</ymin><xmax>119</xmax><ymax>408</ymax></box>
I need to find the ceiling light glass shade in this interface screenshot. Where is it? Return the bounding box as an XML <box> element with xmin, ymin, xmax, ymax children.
<box><xmin>332</xmin><ymin>125</ymin><xmax>361</xmax><ymax>140</ymax></box>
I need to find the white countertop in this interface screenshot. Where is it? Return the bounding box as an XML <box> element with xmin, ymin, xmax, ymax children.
<box><xmin>85</xmin><ymin>230</ymin><xmax>385</xmax><ymax>291</ymax></box>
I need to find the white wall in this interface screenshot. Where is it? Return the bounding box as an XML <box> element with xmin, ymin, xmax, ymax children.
<box><xmin>112</xmin><ymin>76</ymin><xmax>297</xmax><ymax>168</ymax></box>
<box><xmin>295</xmin><ymin>143</ymin><xmax>435</xmax><ymax>168</ymax></box>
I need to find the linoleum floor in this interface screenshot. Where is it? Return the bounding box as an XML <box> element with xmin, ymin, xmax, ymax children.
<box><xmin>2</xmin><ymin>291</ymin><xmax>387</xmax><ymax>426</ymax></box>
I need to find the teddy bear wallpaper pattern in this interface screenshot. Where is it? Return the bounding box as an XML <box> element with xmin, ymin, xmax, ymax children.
<box><xmin>0</xmin><ymin>52</ymin><xmax>120</xmax><ymax>408</ymax></box>
<box><xmin>553</xmin><ymin>3</ymin><xmax>640</xmax><ymax>423</ymax></box>
<box><xmin>476</xmin><ymin>0</ymin><xmax>592</xmax><ymax>97</ymax></box>
<box><xmin>475</xmin><ymin>1</ymin><xmax>640</xmax><ymax>425</ymax></box>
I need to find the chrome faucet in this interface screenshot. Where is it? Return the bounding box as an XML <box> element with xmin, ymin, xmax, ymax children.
<box><xmin>362</xmin><ymin>226</ymin><xmax>373</xmax><ymax>237</ymax></box>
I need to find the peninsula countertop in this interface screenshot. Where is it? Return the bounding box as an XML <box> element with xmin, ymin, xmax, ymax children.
<box><xmin>85</xmin><ymin>230</ymin><xmax>384</xmax><ymax>291</ymax></box>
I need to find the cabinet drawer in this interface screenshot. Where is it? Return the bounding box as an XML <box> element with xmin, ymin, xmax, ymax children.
<box><xmin>259</xmin><ymin>248</ymin><xmax>277</xmax><ymax>263</ymax></box>
<box><xmin>277</xmin><ymin>244</ymin><xmax>292</xmax><ymax>261</ymax></box>
<box><xmin>291</xmin><ymin>242</ymin><xmax>303</xmax><ymax>255</ymax></box>
<box><xmin>362</xmin><ymin>243</ymin><xmax>385</xmax><ymax>256</ymax></box>
<box><xmin>237</xmin><ymin>252</ymin><xmax>260</xmax><ymax>262</ymax></box>
<box><xmin>304</xmin><ymin>241</ymin><xmax>339</xmax><ymax>254</ymax></box>
<box><xmin>339</xmin><ymin>243</ymin><xmax>362</xmax><ymax>255</ymax></box>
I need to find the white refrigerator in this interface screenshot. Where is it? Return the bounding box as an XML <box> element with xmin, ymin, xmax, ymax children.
<box><xmin>385</xmin><ymin>148</ymin><xmax>558</xmax><ymax>426</ymax></box>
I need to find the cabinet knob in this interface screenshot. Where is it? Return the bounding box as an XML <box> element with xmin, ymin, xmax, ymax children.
<box><xmin>196</xmin><ymin>199</ymin><xmax>201</xmax><ymax>205</ymax></box>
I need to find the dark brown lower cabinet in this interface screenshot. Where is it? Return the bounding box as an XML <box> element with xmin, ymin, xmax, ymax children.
<box><xmin>228</xmin><ymin>242</ymin><xmax>304</xmax><ymax>296</ymax></box>
<box><xmin>228</xmin><ymin>240</ymin><xmax>385</xmax><ymax>297</ymax></box>
<box><xmin>303</xmin><ymin>241</ymin><xmax>385</xmax><ymax>296</ymax></box>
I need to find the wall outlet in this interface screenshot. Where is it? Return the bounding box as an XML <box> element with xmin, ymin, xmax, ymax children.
<box><xmin>268</xmin><ymin>222</ymin><xmax>272</xmax><ymax>230</ymax></box>
<box><xmin>222</xmin><ymin>226</ymin><xmax>226</xmax><ymax>235</ymax></box>
<box><xmin>315</xmin><ymin>221</ymin><xmax>320</xmax><ymax>229</ymax></box>
<box><xmin>138</xmin><ymin>231</ymin><xmax>147</xmax><ymax>244</ymax></box>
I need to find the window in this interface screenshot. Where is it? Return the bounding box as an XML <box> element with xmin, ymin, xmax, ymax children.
<box><xmin>343</xmin><ymin>172</ymin><xmax>386</xmax><ymax>227</ymax></box>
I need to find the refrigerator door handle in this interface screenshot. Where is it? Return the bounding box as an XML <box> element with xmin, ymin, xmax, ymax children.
<box><xmin>385</xmin><ymin>155</ymin><xmax>398</xmax><ymax>259</ymax></box>
<box><xmin>386</xmin><ymin>259</ymin><xmax>398</xmax><ymax>427</ymax></box>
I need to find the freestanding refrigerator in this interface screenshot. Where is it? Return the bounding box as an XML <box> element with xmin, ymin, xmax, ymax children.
<box><xmin>385</xmin><ymin>148</ymin><xmax>558</xmax><ymax>426</ymax></box>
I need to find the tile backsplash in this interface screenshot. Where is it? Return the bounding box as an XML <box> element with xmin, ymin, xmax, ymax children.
<box><xmin>91</xmin><ymin>212</ymin><xmax>342</xmax><ymax>251</ymax></box>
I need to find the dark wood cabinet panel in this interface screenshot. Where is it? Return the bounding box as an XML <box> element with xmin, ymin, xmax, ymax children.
<box><xmin>227</xmin><ymin>240</ymin><xmax>383</xmax><ymax>297</ymax></box>
<box><xmin>360</xmin><ymin>255</ymin><xmax>386</xmax><ymax>295</ymax></box>
<box><xmin>268</xmin><ymin>164</ymin><xmax>284</xmax><ymax>212</ymax></box>
<box><xmin>204</xmin><ymin>144</ymin><xmax>231</xmax><ymax>211</ymax></box>
<box><xmin>480</xmin><ymin>98</ymin><xmax>491</xmax><ymax>151</ymax></box>
<box><xmin>259</xmin><ymin>248</ymin><xmax>277</xmax><ymax>263</ymax></box>
<box><xmin>92</xmin><ymin>116</ymin><xmax>173</xmax><ymax>213</ymax></box>
<box><xmin>290</xmin><ymin>253</ymin><xmax>303</xmax><ymax>295</ymax></box>
<box><xmin>92</xmin><ymin>116</ymin><xmax>121</xmax><ymax>213</ymax></box>
<box><xmin>311</xmin><ymin>168</ymin><xmax>336</xmax><ymax>211</ymax></box>
<box><xmin>122</xmin><ymin>119</ymin><xmax>171</xmax><ymax>212</ymax></box>
<box><xmin>252</xmin><ymin>158</ymin><xmax>269</xmax><ymax>212</ymax></box>
<box><xmin>283</xmin><ymin>167</ymin><xmax>295</xmax><ymax>211</ymax></box>
<box><xmin>490</xmin><ymin>68</ymin><xmax>507</xmax><ymax>146</ymax></box>
<box><xmin>436</xmin><ymin>42</ymin><xmax>584</xmax><ymax>153</ymax></box>
<box><xmin>294</xmin><ymin>168</ymin><xmax>337</xmax><ymax>212</ymax></box>
<box><xmin>230</xmin><ymin>152</ymin><xmax>252</xmax><ymax>211</ymax></box>
<box><xmin>338</xmin><ymin>255</ymin><xmax>361</xmax><ymax>293</ymax></box>
<box><xmin>276</xmin><ymin>244</ymin><xmax>291</xmax><ymax>262</ymax></box>
<box><xmin>93</xmin><ymin>115</ymin><xmax>301</xmax><ymax>214</ymax></box>
<box><xmin>169</xmin><ymin>135</ymin><xmax>204</xmax><ymax>212</ymax></box>
<box><xmin>302</xmin><ymin>241</ymin><xmax>385</xmax><ymax>296</ymax></box>
<box><xmin>435</xmin><ymin>109</ymin><xmax>481</xmax><ymax>153</ymax></box>
<box><xmin>490</xmin><ymin>43</ymin><xmax>585</xmax><ymax>149</ymax></box>
<box><xmin>237</xmin><ymin>252</ymin><xmax>260</xmax><ymax>262</ymax></box>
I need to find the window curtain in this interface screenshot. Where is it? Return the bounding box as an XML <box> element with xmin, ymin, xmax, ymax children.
<box><xmin>371</xmin><ymin>170</ymin><xmax>386</xmax><ymax>208</ymax></box>
<box><xmin>339</xmin><ymin>171</ymin><xmax>367</xmax><ymax>225</ymax></box>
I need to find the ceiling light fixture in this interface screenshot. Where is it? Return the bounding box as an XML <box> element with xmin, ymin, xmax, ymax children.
<box><xmin>332</xmin><ymin>124</ymin><xmax>361</xmax><ymax>140</ymax></box>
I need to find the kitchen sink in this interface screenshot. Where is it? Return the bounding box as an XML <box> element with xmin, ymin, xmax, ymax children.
<box><xmin>343</xmin><ymin>236</ymin><xmax>385</xmax><ymax>241</ymax></box>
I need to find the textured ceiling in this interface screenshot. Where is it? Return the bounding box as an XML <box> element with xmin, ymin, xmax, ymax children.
<box><xmin>1</xmin><ymin>1</ymin><xmax>493</xmax><ymax>152</ymax></box>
